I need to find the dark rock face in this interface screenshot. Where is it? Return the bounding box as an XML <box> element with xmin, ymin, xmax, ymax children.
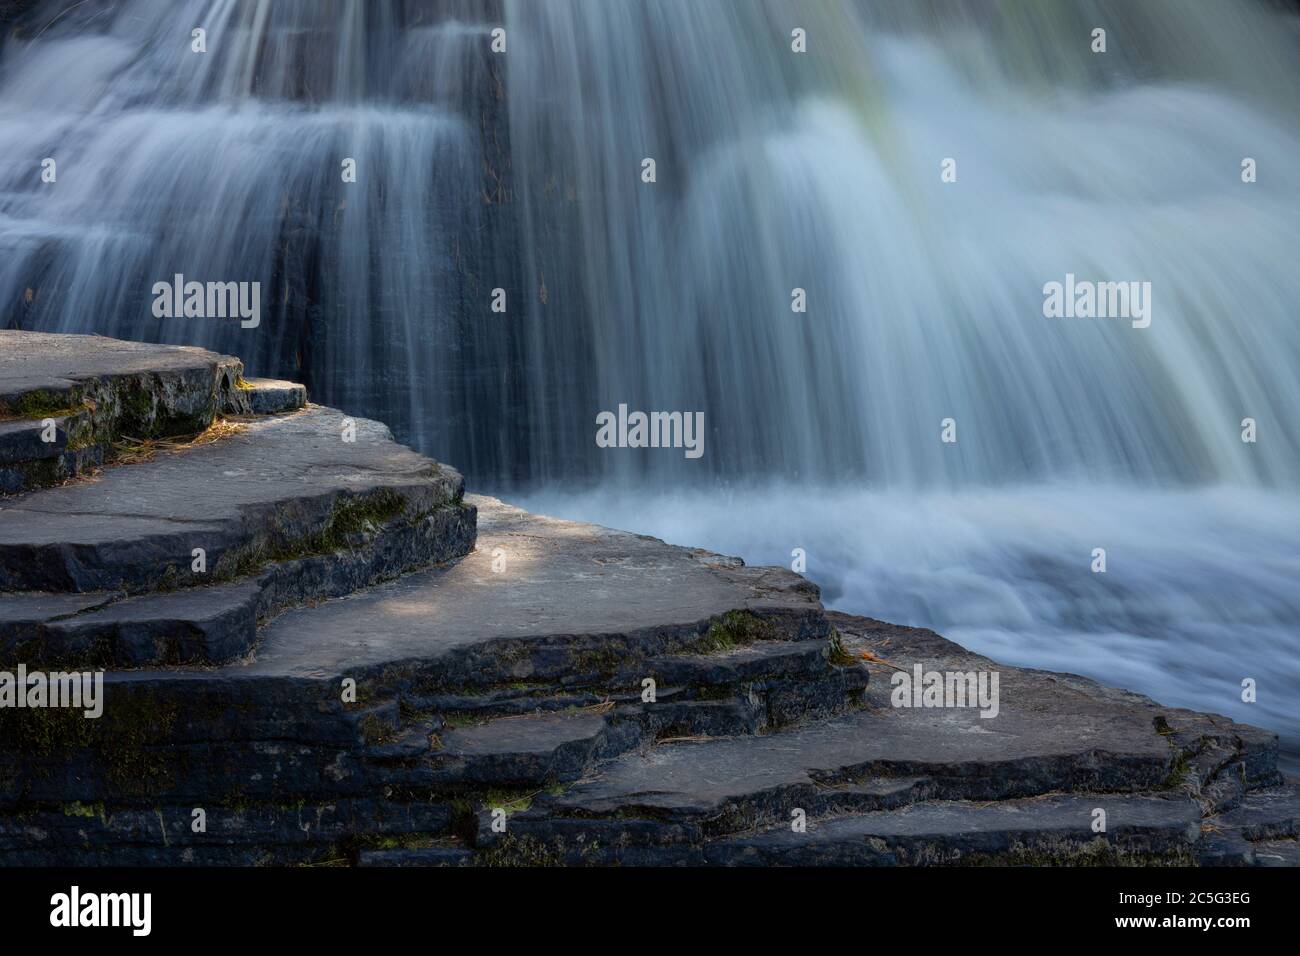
<box><xmin>1</xmin><ymin>332</ymin><xmax>475</xmax><ymax>668</ymax></box>
<box><xmin>473</xmin><ymin>613</ymin><xmax>1284</xmax><ymax>866</ymax></box>
<box><xmin>0</xmin><ymin>330</ymin><xmax>249</xmax><ymax>494</ymax></box>
<box><xmin>240</xmin><ymin>378</ymin><xmax>307</xmax><ymax>415</ymax></box>
<box><xmin>0</xmin><ymin>331</ymin><xmax>1293</xmax><ymax>867</ymax></box>
<box><xmin>0</xmin><ymin>407</ymin><xmax>467</xmax><ymax>594</ymax></box>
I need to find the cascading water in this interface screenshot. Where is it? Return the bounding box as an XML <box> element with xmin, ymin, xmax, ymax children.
<box><xmin>1</xmin><ymin>1</ymin><xmax>1297</xmax><ymax>761</ymax></box>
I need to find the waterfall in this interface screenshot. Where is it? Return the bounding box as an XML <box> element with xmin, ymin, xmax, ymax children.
<box><xmin>2</xmin><ymin>0</ymin><xmax>1296</xmax><ymax>487</ymax></box>
<box><xmin>1</xmin><ymin>1</ymin><xmax>1298</xmax><ymax>761</ymax></box>
<box><xmin>0</xmin><ymin>0</ymin><xmax>500</xmax><ymax>461</ymax></box>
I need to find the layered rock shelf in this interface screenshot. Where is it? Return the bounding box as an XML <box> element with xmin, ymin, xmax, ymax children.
<box><xmin>0</xmin><ymin>332</ymin><xmax>1294</xmax><ymax>867</ymax></box>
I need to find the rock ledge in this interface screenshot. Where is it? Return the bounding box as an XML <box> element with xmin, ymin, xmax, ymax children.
<box><xmin>0</xmin><ymin>333</ymin><xmax>1291</xmax><ymax>867</ymax></box>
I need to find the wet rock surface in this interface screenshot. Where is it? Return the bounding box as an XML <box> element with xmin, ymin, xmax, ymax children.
<box><xmin>0</xmin><ymin>332</ymin><xmax>1292</xmax><ymax>867</ymax></box>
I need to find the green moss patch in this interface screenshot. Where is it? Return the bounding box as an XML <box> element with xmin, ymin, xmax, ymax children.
<box><xmin>827</xmin><ymin>629</ymin><xmax>857</xmax><ymax>667</ymax></box>
<box><xmin>694</xmin><ymin>611</ymin><xmax>776</xmax><ymax>654</ymax></box>
<box><xmin>213</xmin><ymin>489</ymin><xmax>417</xmax><ymax>582</ymax></box>
<box><xmin>1</xmin><ymin>690</ymin><xmax>181</xmax><ymax>796</ymax></box>
<box><xmin>0</xmin><ymin>388</ymin><xmax>81</xmax><ymax>420</ymax></box>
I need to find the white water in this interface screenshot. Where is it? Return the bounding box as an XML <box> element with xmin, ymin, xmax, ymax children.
<box><xmin>0</xmin><ymin>1</ymin><xmax>1297</xmax><ymax>760</ymax></box>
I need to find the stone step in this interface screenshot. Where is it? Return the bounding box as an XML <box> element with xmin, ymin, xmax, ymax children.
<box><xmin>0</xmin><ymin>330</ymin><xmax>250</xmax><ymax>493</ymax></box>
<box><xmin>6</xmin><ymin>693</ymin><xmax>856</xmax><ymax>808</ymax></box>
<box><xmin>483</xmin><ymin>706</ymin><xmax>1177</xmax><ymax>851</ymax></box>
<box><xmin>699</xmin><ymin>793</ymin><xmax>1205</xmax><ymax>866</ymax></box>
<box><xmin>0</xmin><ymin>590</ymin><xmax>122</xmax><ymax>626</ymax></box>
<box><xmin>6</xmin><ymin>651</ymin><xmax>864</xmax><ymax>806</ymax></box>
<box><xmin>374</xmin><ymin>652</ymin><xmax>868</xmax><ymax>793</ymax></box>
<box><xmin>0</xmin><ymin>405</ymin><xmax>471</xmax><ymax>594</ymax></box>
<box><xmin>426</xmin><ymin>708</ymin><xmax>636</xmax><ymax>787</ymax></box>
<box><xmin>239</xmin><ymin>377</ymin><xmax>307</xmax><ymax>415</ymax></box>
<box><xmin>475</xmin><ymin>617</ymin><xmax>1279</xmax><ymax>858</ymax></box>
<box><xmin>0</xmin><ymin>330</ymin><xmax>247</xmax><ymax>421</ymax></box>
<box><xmin>0</xmin><ymin>410</ymin><xmax>104</xmax><ymax>495</ymax></box>
<box><xmin>0</xmin><ymin>496</ymin><xmax>833</xmax><ymax>812</ymax></box>
<box><xmin>509</xmin><ymin>699</ymin><xmax>1174</xmax><ymax>834</ymax></box>
<box><xmin>1212</xmin><ymin>782</ymin><xmax>1300</xmax><ymax>839</ymax></box>
<box><xmin>651</xmin><ymin>639</ymin><xmax>836</xmax><ymax>686</ymax></box>
<box><xmin>395</xmin><ymin>638</ymin><xmax>866</xmax><ymax>727</ymax></box>
<box><xmin>2</xmin><ymin>499</ymin><xmax>478</xmax><ymax>668</ymax></box>
<box><xmin>478</xmin><ymin>793</ymin><xmax>1210</xmax><ymax>866</ymax></box>
<box><xmin>4</xmin><ymin>655</ymin><xmax>866</xmax><ymax>806</ymax></box>
<box><xmin>1195</xmin><ymin>782</ymin><xmax>1300</xmax><ymax>865</ymax></box>
<box><xmin>0</xmin><ymin>445</ymin><xmax>106</xmax><ymax>496</ymax></box>
<box><xmin>1</xmin><ymin>582</ymin><xmax>259</xmax><ymax>668</ymax></box>
<box><xmin>0</xmin><ymin>411</ymin><xmax>87</xmax><ymax>463</ymax></box>
<box><xmin>237</xmin><ymin>497</ymin><xmax>827</xmax><ymax>690</ymax></box>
